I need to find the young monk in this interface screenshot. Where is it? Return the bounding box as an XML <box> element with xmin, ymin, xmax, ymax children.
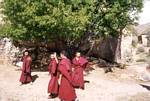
<box><xmin>19</xmin><ymin>50</ymin><xmax>32</xmax><ymax>84</ymax></box>
<box><xmin>72</xmin><ymin>52</ymin><xmax>88</xmax><ymax>89</ymax></box>
<box><xmin>58</xmin><ymin>50</ymin><xmax>77</xmax><ymax>101</ymax></box>
<box><xmin>48</xmin><ymin>52</ymin><xmax>59</xmax><ymax>99</ymax></box>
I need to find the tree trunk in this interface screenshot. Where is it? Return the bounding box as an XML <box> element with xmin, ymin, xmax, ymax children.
<box><xmin>114</xmin><ymin>35</ymin><xmax>122</xmax><ymax>63</ymax></box>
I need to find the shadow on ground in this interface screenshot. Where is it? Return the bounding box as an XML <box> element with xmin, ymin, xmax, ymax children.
<box><xmin>140</xmin><ymin>84</ymin><xmax>150</xmax><ymax>91</ymax></box>
<box><xmin>32</xmin><ymin>74</ymin><xmax>39</xmax><ymax>82</ymax></box>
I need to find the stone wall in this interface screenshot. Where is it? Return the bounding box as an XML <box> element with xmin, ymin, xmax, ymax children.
<box><xmin>0</xmin><ymin>38</ymin><xmax>20</xmax><ymax>65</ymax></box>
<box><xmin>0</xmin><ymin>38</ymin><xmax>53</xmax><ymax>71</ymax></box>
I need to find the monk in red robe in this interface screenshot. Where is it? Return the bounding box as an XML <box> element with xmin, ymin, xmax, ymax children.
<box><xmin>48</xmin><ymin>52</ymin><xmax>59</xmax><ymax>99</ymax></box>
<box><xmin>72</xmin><ymin>52</ymin><xmax>88</xmax><ymax>89</ymax></box>
<box><xmin>58</xmin><ymin>50</ymin><xmax>77</xmax><ymax>101</ymax></box>
<box><xmin>19</xmin><ymin>50</ymin><xmax>32</xmax><ymax>84</ymax></box>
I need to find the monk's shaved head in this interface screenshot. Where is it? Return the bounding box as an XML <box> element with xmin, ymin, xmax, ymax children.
<box><xmin>75</xmin><ymin>52</ymin><xmax>81</xmax><ymax>57</ymax></box>
<box><xmin>60</xmin><ymin>50</ymin><xmax>68</xmax><ymax>58</ymax></box>
<box><xmin>24</xmin><ymin>50</ymin><xmax>29</xmax><ymax>56</ymax></box>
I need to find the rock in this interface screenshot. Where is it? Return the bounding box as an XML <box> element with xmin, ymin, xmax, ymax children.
<box><xmin>139</xmin><ymin>71</ymin><xmax>150</xmax><ymax>81</ymax></box>
<box><xmin>79</xmin><ymin>31</ymin><xmax>136</xmax><ymax>64</ymax></box>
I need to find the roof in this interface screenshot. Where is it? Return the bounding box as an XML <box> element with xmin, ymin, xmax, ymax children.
<box><xmin>134</xmin><ymin>22</ymin><xmax>150</xmax><ymax>35</ymax></box>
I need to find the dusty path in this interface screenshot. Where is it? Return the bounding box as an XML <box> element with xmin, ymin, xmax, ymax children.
<box><xmin>0</xmin><ymin>64</ymin><xmax>150</xmax><ymax>101</ymax></box>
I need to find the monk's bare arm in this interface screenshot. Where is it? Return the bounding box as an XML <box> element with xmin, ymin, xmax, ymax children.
<box><xmin>58</xmin><ymin>74</ymin><xmax>62</xmax><ymax>84</ymax></box>
<box><xmin>54</xmin><ymin>52</ymin><xmax>59</xmax><ymax>64</ymax></box>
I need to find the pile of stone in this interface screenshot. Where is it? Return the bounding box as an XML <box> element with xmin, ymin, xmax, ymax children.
<box><xmin>0</xmin><ymin>38</ymin><xmax>51</xmax><ymax>71</ymax></box>
<box><xmin>0</xmin><ymin>38</ymin><xmax>21</xmax><ymax>65</ymax></box>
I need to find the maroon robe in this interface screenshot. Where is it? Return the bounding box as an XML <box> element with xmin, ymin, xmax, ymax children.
<box><xmin>48</xmin><ymin>58</ymin><xmax>59</xmax><ymax>94</ymax></box>
<box><xmin>58</xmin><ymin>58</ymin><xmax>76</xmax><ymax>101</ymax></box>
<box><xmin>72</xmin><ymin>57</ymin><xmax>88</xmax><ymax>89</ymax></box>
<box><xmin>19</xmin><ymin>56</ymin><xmax>32</xmax><ymax>83</ymax></box>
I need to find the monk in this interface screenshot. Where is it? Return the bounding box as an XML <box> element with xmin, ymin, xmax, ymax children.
<box><xmin>19</xmin><ymin>50</ymin><xmax>32</xmax><ymax>84</ymax></box>
<box><xmin>58</xmin><ymin>50</ymin><xmax>77</xmax><ymax>101</ymax></box>
<box><xmin>72</xmin><ymin>52</ymin><xmax>88</xmax><ymax>89</ymax></box>
<box><xmin>48</xmin><ymin>52</ymin><xmax>59</xmax><ymax>99</ymax></box>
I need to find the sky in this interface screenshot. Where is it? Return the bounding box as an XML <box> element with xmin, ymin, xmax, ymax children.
<box><xmin>139</xmin><ymin>0</ymin><xmax>150</xmax><ymax>25</ymax></box>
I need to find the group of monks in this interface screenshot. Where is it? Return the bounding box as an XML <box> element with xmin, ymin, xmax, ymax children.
<box><xmin>19</xmin><ymin>50</ymin><xmax>88</xmax><ymax>101</ymax></box>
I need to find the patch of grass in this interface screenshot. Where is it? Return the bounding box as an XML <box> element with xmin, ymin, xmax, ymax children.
<box><xmin>116</xmin><ymin>63</ymin><xmax>127</xmax><ymax>69</ymax></box>
<box><xmin>136</xmin><ymin>59</ymin><xmax>146</xmax><ymax>62</ymax></box>
<box><xmin>117</xmin><ymin>93</ymin><xmax>150</xmax><ymax>101</ymax></box>
<box><xmin>137</xmin><ymin>47</ymin><xmax>145</xmax><ymax>54</ymax></box>
<box><xmin>146</xmin><ymin>53</ymin><xmax>150</xmax><ymax>57</ymax></box>
<box><xmin>132</xmin><ymin>40</ymin><xmax>138</xmax><ymax>48</ymax></box>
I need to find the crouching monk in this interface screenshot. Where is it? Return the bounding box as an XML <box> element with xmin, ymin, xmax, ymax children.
<box><xmin>19</xmin><ymin>50</ymin><xmax>32</xmax><ymax>84</ymax></box>
<box><xmin>58</xmin><ymin>50</ymin><xmax>77</xmax><ymax>101</ymax></box>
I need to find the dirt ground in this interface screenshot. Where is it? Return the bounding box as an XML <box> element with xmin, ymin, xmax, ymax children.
<box><xmin>0</xmin><ymin>63</ymin><xmax>150</xmax><ymax>101</ymax></box>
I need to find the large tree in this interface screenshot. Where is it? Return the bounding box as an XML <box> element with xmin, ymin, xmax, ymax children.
<box><xmin>0</xmin><ymin>0</ymin><xmax>143</xmax><ymax>61</ymax></box>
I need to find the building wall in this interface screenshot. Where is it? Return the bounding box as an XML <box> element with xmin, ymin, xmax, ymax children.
<box><xmin>121</xmin><ymin>34</ymin><xmax>135</xmax><ymax>63</ymax></box>
<box><xmin>141</xmin><ymin>35</ymin><xmax>148</xmax><ymax>46</ymax></box>
<box><xmin>147</xmin><ymin>35</ymin><xmax>150</xmax><ymax>47</ymax></box>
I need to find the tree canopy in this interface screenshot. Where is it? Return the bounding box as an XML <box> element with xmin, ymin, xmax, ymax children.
<box><xmin>0</xmin><ymin>0</ymin><xmax>92</xmax><ymax>42</ymax></box>
<box><xmin>0</xmin><ymin>0</ymin><xmax>143</xmax><ymax>43</ymax></box>
<box><xmin>90</xmin><ymin>0</ymin><xmax>143</xmax><ymax>37</ymax></box>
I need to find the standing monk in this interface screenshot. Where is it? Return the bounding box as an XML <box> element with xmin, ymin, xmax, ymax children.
<box><xmin>72</xmin><ymin>52</ymin><xmax>88</xmax><ymax>89</ymax></box>
<box><xmin>48</xmin><ymin>52</ymin><xmax>59</xmax><ymax>99</ymax></box>
<box><xmin>58</xmin><ymin>50</ymin><xmax>77</xmax><ymax>101</ymax></box>
<box><xmin>19</xmin><ymin>50</ymin><xmax>32</xmax><ymax>84</ymax></box>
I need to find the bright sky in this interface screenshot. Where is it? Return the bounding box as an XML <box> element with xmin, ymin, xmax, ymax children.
<box><xmin>139</xmin><ymin>0</ymin><xmax>150</xmax><ymax>25</ymax></box>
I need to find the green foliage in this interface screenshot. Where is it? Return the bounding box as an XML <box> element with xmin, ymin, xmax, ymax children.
<box><xmin>1</xmin><ymin>0</ymin><xmax>91</xmax><ymax>42</ymax></box>
<box><xmin>90</xmin><ymin>0</ymin><xmax>143</xmax><ymax>37</ymax></box>
<box><xmin>0</xmin><ymin>0</ymin><xmax>143</xmax><ymax>42</ymax></box>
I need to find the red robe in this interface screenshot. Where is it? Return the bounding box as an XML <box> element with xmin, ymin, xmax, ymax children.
<box><xmin>48</xmin><ymin>58</ymin><xmax>59</xmax><ymax>94</ymax></box>
<box><xmin>72</xmin><ymin>57</ymin><xmax>88</xmax><ymax>89</ymax></box>
<box><xmin>19</xmin><ymin>56</ymin><xmax>32</xmax><ymax>83</ymax></box>
<box><xmin>58</xmin><ymin>58</ymin><xmax>76</xmax><ymax>101</ymax></box>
